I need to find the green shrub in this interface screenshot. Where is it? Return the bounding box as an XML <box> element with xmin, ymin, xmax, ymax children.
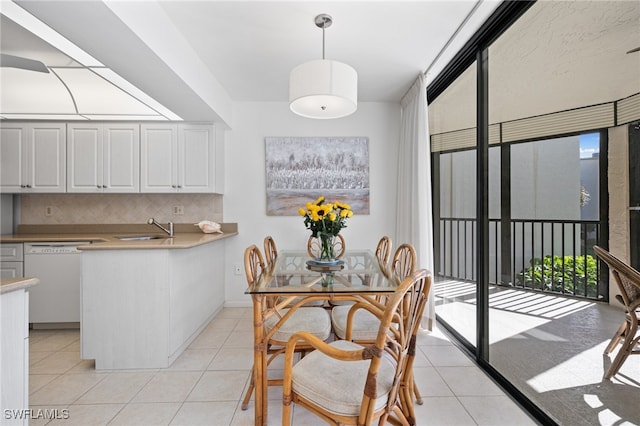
<box><xmin>515</xmin><ymin>254</ymin><xmax>598</xmax><ymax>297</ymax></box>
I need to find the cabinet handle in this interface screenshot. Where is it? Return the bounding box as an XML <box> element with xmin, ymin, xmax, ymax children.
<box><xmin>177</xmin><ymin>185</ymin><xmax>182</xmax><ymax>188</ymax></box>
<box><xmin>21</xmin><ymin>185</ymin><xmax>26</xmax><ymax>188</ymax></box>
<box><xmin>102</xmin><ymin>185</ymin><xmax>108</xmax><ymax>189</ymax></box>
<box><xmin>26</xmin><ymin>184</ymin><xmax>32</xmax><ymax>188</ymax></box>
<box><xmin>97</xmin><ymin>185</ymin><xmax>101</xmax><ymax>189</ymax></box>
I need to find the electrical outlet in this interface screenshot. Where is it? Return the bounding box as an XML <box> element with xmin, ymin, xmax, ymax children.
<box><xmin>173</xmin><ymin>205</ymin><xmax>184</xmax><ymax>215</ymax></box>
<box><xmin>234</xmin><ymin>263</ymin><xmax>242</xmax><ymax>275</ymax></box>
<box><xmin>45</xmin><ymin>206</ymin><xmax>53</xmax><ymax>216</ymax></box>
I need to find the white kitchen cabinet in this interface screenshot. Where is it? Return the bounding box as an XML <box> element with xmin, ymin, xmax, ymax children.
<box><xmin>81</xmin><ymin>240</ymin><xmax>225</xmax><ymax>369</ymax></box>
<box><xmin>1</xmin><ymin>243</ymin><xmax>24</xmax><ymax>278</ymax></box>
<box><xmin>141</xmin><ymin>123</ymin><xmax>216</xmax><ymax>193</ymax></box>
<box><xmin>1</xmin><ymin>286</ymin><xmax>30</xmax><ymax>425</ymax></box>
<box><xmin>0</xmin><ymin>123</ymin><xmax>66</xmax><ymax>193</ymax></box>
<box><xmin>67</xmin><ymin>123</ymin><xmax>140</xmax><ymax>193</ymax></box>
<box><xmin>0</xmin><ymin>262</ymin><xmax>23</xmax><ymax>279</ymax></box>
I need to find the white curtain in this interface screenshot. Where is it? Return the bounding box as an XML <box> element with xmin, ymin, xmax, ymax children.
<box><xmin>396</xmin><ymin>73</ymin><xmax>435</xmax><ymax>330</ymax></box>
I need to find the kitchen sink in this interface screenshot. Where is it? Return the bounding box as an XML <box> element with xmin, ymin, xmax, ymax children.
<box><xmin>117</xmin><ymin>235</ymin><xmax>165</xmax><ymax>241</ymax></box>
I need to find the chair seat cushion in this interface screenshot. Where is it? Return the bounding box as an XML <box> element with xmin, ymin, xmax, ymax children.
<box><xmin>292</xmin><ymin>340</ymin><xmax>395</xmax><ymax>417</ymax></box>
<box><xmin>265</xmin><ymin>307</ymin><xmax>331</xmax><ymax>342</ymax></box>
<box><xmin>331</xmin><ymin>304</ymin><xmax>381</xmax><ymax>341</ymax></box>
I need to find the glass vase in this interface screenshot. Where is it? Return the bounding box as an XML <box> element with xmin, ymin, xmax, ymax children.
<box><xmin>318</xmin><ymin>233</ymin><xmax>336</xmax><ymax>262</ymax></box>
<box><xmin>321</xmin><ymin>273</ymin><xmax>334</xmax><ymax>287</ymax></box>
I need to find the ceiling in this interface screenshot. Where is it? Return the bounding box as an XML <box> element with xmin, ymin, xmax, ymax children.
<box><xmin>0</xmin><ymin>0</ymin><xmax>502</xmax><ymax>126</ymax></box>
<box><xmin>154</xmin><ymin>0</ymin><xmax>486</xmax><ymax>102</ymax></box>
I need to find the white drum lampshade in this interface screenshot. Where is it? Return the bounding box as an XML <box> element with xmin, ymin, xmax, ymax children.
<box><xmin>289</xmin><ymin>59</ymin><xmax>358</xmax><ymax>119</ymax></box>
<box><xmin>289</xmin><ymin>14</ymin><xmax>358</xmax><ymax>119</ymax></box>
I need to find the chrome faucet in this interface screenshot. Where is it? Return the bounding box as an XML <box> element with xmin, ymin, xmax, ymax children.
<box><xmin>147</xmin><ymin>218</ymin><xmax>174</xmax><ymax>237</ymax></box>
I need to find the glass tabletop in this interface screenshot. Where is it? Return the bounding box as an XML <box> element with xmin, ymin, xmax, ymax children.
<box><xmin>245</xmin><ymin>250</ymin><xmax>398</xmax><ymax>295</ymax></box>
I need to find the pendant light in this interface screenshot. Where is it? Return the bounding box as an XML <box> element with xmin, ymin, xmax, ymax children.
<box><xmin>289</xmin><ymin>14</ymin><xmax>358</xmax><ymax>119</ymax></box>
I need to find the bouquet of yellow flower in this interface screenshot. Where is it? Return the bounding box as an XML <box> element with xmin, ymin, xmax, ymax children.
<box><xmin>299</xmin><ymin>196</ymin><xmax>353</xmax><ymax>237</ymax></box>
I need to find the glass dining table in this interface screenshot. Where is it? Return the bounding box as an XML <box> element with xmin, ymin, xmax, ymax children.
<box><xmin>244</xmin><ymin>249</ymin><xmax>399</xmax><ymax>426</ymax></box>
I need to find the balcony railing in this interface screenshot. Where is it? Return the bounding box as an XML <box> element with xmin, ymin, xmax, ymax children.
<box><xmin>436</xmin><ymin>217</ymin><xmax>605</xmax><ymax>301</ymax></box>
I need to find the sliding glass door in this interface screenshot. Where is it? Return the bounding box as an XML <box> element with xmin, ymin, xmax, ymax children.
<box><xmin>430</xmin><ymin>62</ymin><xmax>477</xmax><ymax>348</ymax></box>
<box><xmin>428</xmin><ymin>1</ymin><xmax>638</xmax><ymax>424</ymax></box>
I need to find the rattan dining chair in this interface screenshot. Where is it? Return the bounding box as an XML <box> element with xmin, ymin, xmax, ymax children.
<box><xmin>307</xmin><ymin>233</ymin><xmax>346</xmax><ymax>259</ymax></box>
<box><xmin>241</xmin><ymin>244</ymin><xmax>331</xmax><ymax>410</ymax></box>
<box><xmin>593</xmin><ymin>245</ymin><xmax>640</xmax><ymax>379</ymax></box>
<box><xmin>267</xmin><ymin>235</ymin><xmax>325</xmax><ymax>308</ymax></box>
<box><xmin>330</xmin><ymin>242</ymin><xmax>424</xmax><ymax>414</ymax></box>
<box><xmin>328</xmin><ymin>236</ymin><xmax>393</xmax><ymax>309</ymax></box>
<box><xmin>331</xmin><ymin>243</ymin><xmax>416</xmax><ymax>342</ymax></box>
<box><xmin>375</xmin><ymin>235</ymin><xmax>392</xmax><ymax>271</ymax></box>
<box><xmin>263</xmin><ymin>235</ymin><xmax>278</xmax><ymax>269</ymax></box>
<box><xmin>282</xmin><ymin>269</ymin><xmax>431</xmax><ymax>426</ymax></box>
<box><xmin>391</xmin><ymin>243</ymin><xmax>417</xmax><ymax>283</ymax></box>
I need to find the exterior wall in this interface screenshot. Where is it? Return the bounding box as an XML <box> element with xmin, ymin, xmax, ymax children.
<box><xmin>580</xmin><ymin>157</ymin><xmax>599</xmax><ymax>220</ymax></box>
<box><xmin>438</xmin><ymin>136</ymin><xmax>585</xmax><ymax>283</ymax></box>
<box><xmin>608</xmin><ymin>125</ymin><xmax>630</xmax><ymax>306</ymax></box>
<box><xmin>511</xmin><ymin>136</ymin><xmax>581</xmax><ymax>221</ymax></box>
<box><xmin>439</xmin><ymin>136</ymin><xmax>582</xmax><ymax>220</ymax></box>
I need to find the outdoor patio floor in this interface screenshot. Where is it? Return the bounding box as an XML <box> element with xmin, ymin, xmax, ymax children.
<box><xmin>435</xmin><ymin>279</ymin><xmax>640</xmax><ymax>426</ymax></box>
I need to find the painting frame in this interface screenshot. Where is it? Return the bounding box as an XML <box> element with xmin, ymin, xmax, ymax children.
<box><xmin>265</xmin><ymin>136</ymin><xmax>370</xmax><ymax>216</ymax></box>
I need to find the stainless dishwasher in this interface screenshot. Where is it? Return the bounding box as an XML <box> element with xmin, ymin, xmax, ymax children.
<box><xmin>24</xmin><ymin>242</ymin><xmax>86</xmax><ymax>325</ymax></box>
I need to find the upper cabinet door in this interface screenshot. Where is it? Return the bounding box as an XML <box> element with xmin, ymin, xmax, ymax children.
<box><xmin>0</xmin><ymin>125</ymin><xmax>26</xmax><ymax>192</ymax></box>
<box><xmin>140</xmin><ymin>124</ymin><xmax>178</xmax><ymax>193</ymax></box>
<box><xmin>0</xmin><ymin>123</ymin><xmax>66</xmax><ymax>193</ymax></box>
<box><xmin>67</xmin><ymin>124</ymin><xmax>102</xmax><ymax>192</ymax></box>
<box><xmin>103</xmin><ymin>124</ymin><xmax>140</xmax><ymax>193</ymax></box>
<box><xmin>141</xmin><ymin>123</ymin><xmax>215</xmax><ymax>193</ymax></box>
<box><xmin>67</xmin><ymin>123</ymin><xmax>140</xmax><ymax>193</ymax></box>
<box><xmin>179</xmin><ymin>124</ymin><xmax>214</xmax><ymax>193</ymax></box>
<box><xmin>27</xmin><ymin>125</ymin><xmax>67</xmax><ymax>193</ymax></box>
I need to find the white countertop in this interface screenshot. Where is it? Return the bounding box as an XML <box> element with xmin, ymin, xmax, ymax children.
<box><xmin>0</xmin><ymin>277</ymin><xmax>39</xmax><ymax>294</ymax></box>
<box><xmin>0</xmin><ymin>223</ymin><xmax>238</xmax><ymax>250</ymax></box>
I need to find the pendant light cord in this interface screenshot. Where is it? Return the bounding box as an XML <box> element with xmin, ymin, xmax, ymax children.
<box><xmin>322</xmin><ymin>25</ymin><xmax>326</xmax><ymax>59</ymax></box>
<box><xmin>315</xmin><ymin>14</ymin><xmax>332</xmax><ymax>60</ymax></box>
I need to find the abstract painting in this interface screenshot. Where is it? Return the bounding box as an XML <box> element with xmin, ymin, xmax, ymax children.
<box><xmin>265</xmin><ymin>136</ymin><xmax>370</xmax><ymax>216</ymax></box>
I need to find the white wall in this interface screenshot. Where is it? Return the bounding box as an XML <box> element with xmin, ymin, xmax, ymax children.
<box><xmin>223</xmin><ymin>101</ymin><xmax>401</xmax><ymax>306</ymax></box>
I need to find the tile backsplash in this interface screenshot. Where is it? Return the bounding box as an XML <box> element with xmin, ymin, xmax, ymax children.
<box><xmin>20</xmin><ymin>194</ymin><xmax>223</xmax><ymax>225</ymax></box>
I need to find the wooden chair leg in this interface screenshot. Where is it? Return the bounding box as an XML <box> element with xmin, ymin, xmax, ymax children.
<box><xmin>244</xmin><ymin>348</ymin><xmax>310</xmax><ymax>411</ymax></box>
<box><xmin>604</xmin><ymin>322</ymin><xmax>626</xmax><ymax>354</ymax></box>
<box><xmin>241</xmin><ymin>368</ymin><xmax>255</xmax><ymax>410</ymax></box>
<box><xmin>605</xmin><ymin>339</ymin><xmax>630</xmax><ymax>379</ymax></box>
<box><xmin>389</xmin><ymin>405</ymin><xmax>411</xmax><ymax>426</ymax></box>
<box><xmin>413</xmin><ymin>381</ymin><xmax>423</xmax><ymax>405</ymax></box>
<box><xmin>604</xmin><ymin>321</ymin><xmax>637</xmax><ymax>379</ymax></box>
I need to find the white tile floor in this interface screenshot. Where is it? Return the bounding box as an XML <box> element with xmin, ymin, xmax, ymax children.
<box><xmin>27</xmin><ymin>307</ymin><xmax>539</xmax><ymax>425</ymax></box>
